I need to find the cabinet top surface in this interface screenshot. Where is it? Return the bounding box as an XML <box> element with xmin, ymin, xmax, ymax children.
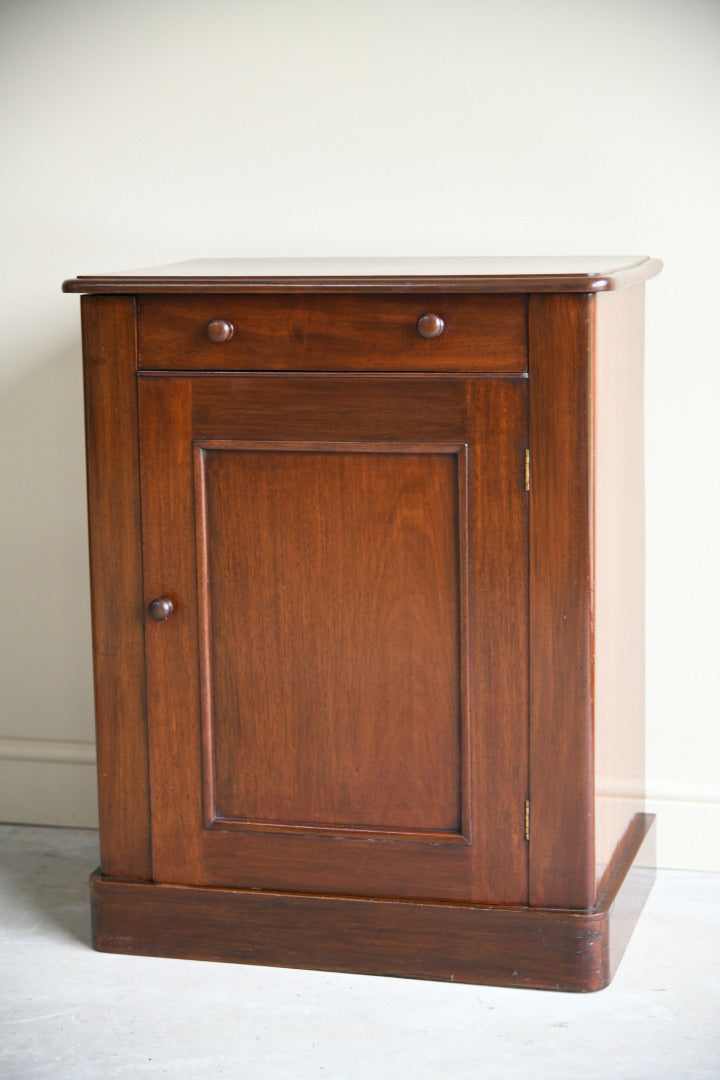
<box><xmin>63</xmin><ymin>256</ymin><xmax>662</xmax><ymax>294</ymax></box>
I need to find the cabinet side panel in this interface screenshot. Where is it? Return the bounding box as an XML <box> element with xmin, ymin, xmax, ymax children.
<box><xmin>528</xmin><ymin>294</ymin><xmax>594</xmax><ymax>910</ymax></box>
<box><xmin>81</xmin><ymin>295</ymin><xmax>151</xmax><ymax>880</ymax></box>
<box><xmin>593</xmin><ymin>287</ymin><xmax>646</xmax><ymax>898</ymax></box>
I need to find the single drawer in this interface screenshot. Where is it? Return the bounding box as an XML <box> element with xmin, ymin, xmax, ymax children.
<box><xmin>137</xmin><ymin>294</ymin><xmax>527</xmax><ymax>373</ymax></box>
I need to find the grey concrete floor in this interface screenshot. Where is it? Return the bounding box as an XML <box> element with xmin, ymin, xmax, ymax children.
<box><xmin>0</xmin><ymin>824</ymin><xmax>718</xmax><ymax>1079</ymax></box>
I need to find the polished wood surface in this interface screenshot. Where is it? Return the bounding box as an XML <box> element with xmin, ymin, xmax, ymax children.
<box><xmin>528</xmin><ymin>288</ymin><xmax>649</xmax><ymax>910</ymax></box>
<box><xmin>137</xmin><ymin>294</ymin><xmax>526</xmax><ymax>373</ymax></box>
<box><xmin>206</xmin><ymin>317</ymin><xmax>234</xmax><ymax>343</ymax></box>
<box><xmin>63</xmin><ymin>255</ymin><xmax>662</xmax><ymax>294</ymax></box>
<box><xmin>80</xmin><ymin>296</ymin><xmax>151</xmax><ymax>880</ymax></box>
<box><xmin>72</xmin><ymin>259</ymin><xmax>659</xmax><ymax>990</ymax></box>
<box><xmin>592</xmin><ymin>287</ymin><xmax>646</xmax><ymax>894</ymax></box>
<box><xmin>90</xmin><ymin>814</ymin><xmax>655</xmax><ymax>993</ymax></box>
<box><xmin>148</xmin><ymin>597</ymin><xmax>174</xmax><ymax>621</ymax></box>
<box><xmin>416</xmin><ymin>312</ymin><xmax>445</xmax><ymax>338</ymax></box>
<box><xmin>201</xmin><ymin>444</ymin><xmax>462</xmax><ymax>832</ymax></box>
<box><xmin>138</xmin><ymin>374</ymin><xmax>529</xmax><ymax>903</ymax></box>
<box><xmin>528</xmin><ymin>293</ymin><xmax>595</xmax><ymax>910</ymax></box>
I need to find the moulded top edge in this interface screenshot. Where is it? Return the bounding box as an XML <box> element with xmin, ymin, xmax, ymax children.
<box><xmin>62</xmin><ymin>256</ymin><xmax>663</xmax><ymax>294</ymax></box>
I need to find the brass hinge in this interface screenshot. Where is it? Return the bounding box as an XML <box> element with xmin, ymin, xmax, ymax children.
<box><xmin>524</xmin><ymin>449</ymin><xmax>530</xmax><ymax>492</ymax></box>
<box><xmin>524</xmin><ymin>800</ymin><xmax>530</xmax><ymax>842</ymax></box>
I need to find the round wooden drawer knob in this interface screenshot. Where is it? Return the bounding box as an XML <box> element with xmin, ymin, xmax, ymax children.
<box><xmin>148</xmin><ymin>597</ymin><xmax>174</xmax><ymax>621</ymax></box>
<box><xmin>416</xmin><ymin>313</ymin><xmax>445</xmax><ymax>339</ymax></box>
<box><xmin>206</xmin><ymin>318</ymin><xmax>234</xmax><ymax>343</ymax></box>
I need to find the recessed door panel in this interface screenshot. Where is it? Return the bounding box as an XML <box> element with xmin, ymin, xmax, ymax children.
<box><xmin>197</xmin><ymin>443</ymin><xmax>465</xmax><ymax>836</ymax></box>
<box><xmin>139</xmin><ymin>374</ymin><xmax>528</xmax><ymax>903</ymax></box>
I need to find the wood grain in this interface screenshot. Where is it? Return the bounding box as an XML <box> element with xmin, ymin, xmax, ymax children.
<box><xmin>528</xmin><ymin>293</ymin><xmax>595</xmax><ymax>910</ymax></box>
<box><xmin>137</xmin><ymin>379</ymin><xmax>205</xmax><ymax>879</ymax></box>
<box><xmin>72</xmin><ymin>263</ymin><xmax>659</xmax><ymax>989</ymax></box>
<box><xmin>137</xmin><ymin>293</ymin><xmax>527</xmax><ymax>373</ymax></box>
<box><xmin>199</xmin><ymin>442</ymin><xmax>464</xmax><ymax>834</ymax></box>
<box><xmin>80</xmin><ymin>296</ymin><xmax>151</xmax><ymax>880</ymax></box>
<box><xmin>138</xmin><ymin>374</ymin><xmax>529</xmax><ymax>904</ymax></box>
<box><xmin>189</xmin><ymin>374</ymin><xmax>469</xmax><ymax>443</ymax></box>
<box><xmin>465</xmin><ymin>378</ymin><xmax>529</xmax><ymax>904</ymax></box>
<box><xmin>592</xmin><ymin>287</ymin><xmax>646</xmax><ymax>896</ymax></box>
<box><xmin>90</xmin><ymin>814</ymin><xmax>655</xmax><ymax>992</ymax></box>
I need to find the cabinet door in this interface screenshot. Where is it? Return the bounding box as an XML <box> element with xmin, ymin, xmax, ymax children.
<box><xmin>138</xmin><ymin>374</ymin><xmax>528</xmax><ymax>904</ymax></box>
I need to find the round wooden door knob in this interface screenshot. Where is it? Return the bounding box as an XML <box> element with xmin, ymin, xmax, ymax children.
<box><xmin>148</xmin><ymin>597</ymin><xmax>174</xmax><ymax>621</ymax></box>
<box><xmin>206</xmin><ymin>318</ymin><xmax>234</xmax><ymax>343</ymax></box>
<box><xmin>416</xmin><ymin>313</ymin><xmax>445</xmax><ymax>339</ymax></box>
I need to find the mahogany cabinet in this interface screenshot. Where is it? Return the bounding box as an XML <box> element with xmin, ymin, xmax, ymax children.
<box><xmin>64</xmin><ymin>257</ymin><xmax>661</xmax><ymax>991</ymax></box>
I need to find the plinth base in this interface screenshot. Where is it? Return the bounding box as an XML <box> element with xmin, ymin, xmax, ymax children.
<box><xmin>91</xmin><ymin>813</ymin><xmax>655</xmax><ymax>992</ymax></box>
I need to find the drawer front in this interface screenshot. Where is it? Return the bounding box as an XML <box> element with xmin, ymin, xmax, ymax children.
<box><xmin>137</xmin><ymin>294</ymin><xmax>527</xmax><ymax>373</ymax></box>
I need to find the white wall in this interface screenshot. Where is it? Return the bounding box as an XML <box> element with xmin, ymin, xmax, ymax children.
<box><xmin>1</xmin><ymin>0</ymin><xmax>718</xmax><ymax>869</ymax></box>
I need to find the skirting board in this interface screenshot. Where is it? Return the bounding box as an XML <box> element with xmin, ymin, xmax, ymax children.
<box><xmin>0</xmin><ymin>741</ymin><xmax>98</xmax><ymax>828</ymax></box>
<box><xmin>646</xmin><ymin>795</ymin><xmax>720</xmax><ymax>872</ymax></box>
<box><xmin>91</xmin><ymin>813</ymin><xmax>655</xmax><ymax>993</ymax></box>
